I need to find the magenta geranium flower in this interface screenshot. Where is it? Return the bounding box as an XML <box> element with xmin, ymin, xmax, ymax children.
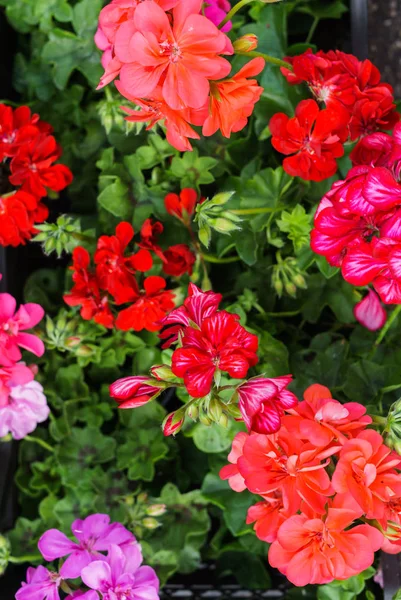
<box><xmin>204</xmin><ymin>0</ymin><xmax>232</xmax><ymax>32</ymax></box>
<box><xmin>38</xmin><ymin>513</ymin><xmax>136</xmax><ymax>579</ymax></box>
<box><xmin>81</xmin><ymin>543</ymin><xmax>160</xmax><ymax>600</ymax></box>
<box><xmin>0</xmin><ymin>363</ymin><xmax>49</xmax><ymax>440</ymax></box>
<box><xmin>0</xmin><ymin>293</ymin><xmax>45</xmax><ymax>366</ymax></box>
<box><xmin>16</xmin><ymin>565</ymin><xmax>62</xmax><ymax>600</ymax></box>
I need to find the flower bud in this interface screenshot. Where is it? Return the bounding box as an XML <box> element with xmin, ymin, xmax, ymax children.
<box><xmin>65</xmin><ymin>336</ymin><xmax>82</xmax><ymax>348</ymax></box>
<box><xmin>137</xmin><ymin>492</ymin><xmax>148</xmax><ymax>504</ymax></box>
<box><xmin>209</xmin><ymin>217</ymin><xmax>241</xmax><ymax>234</ymax></box>
<box><xmin>187</xmin><ymin>404</ymin><xmax>199</xmax><ymax>420</ymax></box>
<box><xmin>162</xmin><ymin>410</ymin><xmax>185</xmax><ymax>436</ymax></box>
<box><xmin>76</xmin><ymin>344</ymin><xmax>96</xmax><ymax>357</ymax></box>
<box><xmin>0</xmin><ymin>536</ymin><xmax>10</xmax><ymax>575</ymax></box>
<box><xmin>208</xmin><ymin>398</ymin><xmax>223</xmax><ymax>423</ymax></box>
<box><xmin>224</xmin><ymin>403</ymin><xmax>242</xmax><ymax>420</ymax></box>
<box><xmin>147</xmin><ymin>504</ymin><xmax>167</xmax><ymax>517</ymax></box>
<box><xmin>219</xmin><ymin>413</ymin><xmax>229</xmax><ymax>428</ymax></box>
<box><xmin>385</xmin><ymin>399</ymin><xmax>401</xmax><ymax>454</ymax></box>
<box><xmin>142</xmin><ymin>518</ymin><xmax>160</xmax><ymax>530</ymax></box>
<box><xmin>292</xmin><ymin>273</ymin><xmax>307</xmax><ymax>289</ymax></box>
<box><xmin>198</xmin><ymin>412</ymin><xmax>212</xmax><ymax>426</ymax></box>
<box><xmin>273</xmin><ymin>277</ymin><xmax>283</xmax><ymax>297</ymax></box>
<box><xmin>285</xmin><ymin>282</ymin><xmax>297</xmax><ymax>297</ymax></box>
<box><xmin>233</xmin><ymin>34</ymin><xmax>258</xmax><ymax>53</ymax></box>
<box><xmin>150</xmin><ymin>365</ymin><xmax>176</xmax><ymax>382</ymax></box>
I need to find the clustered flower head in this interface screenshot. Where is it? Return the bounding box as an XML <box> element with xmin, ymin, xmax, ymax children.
<box><xmin>110</xmin><ymin>283</ymin><xmax>298</xmax><ymax>435</ymax></box>
<box><xmin>0</xmin><ymin>284</ymin><xmax>48</xmax><ymax>440</ymax></box>
<box><xmin>311</xmin><ymin>124</ymin><xmax>401</xmax><ymax>304</ymax></box>
<box><xmin>220</xmin><ymin>383</ymin><xmax>401</xmax><ymax>586</ymax></box>
<box><xmin>270</xmin><ymin>49</ymin><xmax>399</xmax><ymax>181</ymax></box>
<box><xmin>0</xmin><ymin>104</ymin><xmax>73</xmax><ymax>247</ymax></box>
<box><xmin>95</xmin><ymin>0</ymin><xmax>265</xmax><ymax>150</ymax></box>
<box><xmin>16</xmin><ymin>513</ymin><xmax>160</xmax><ymax>600</ymax></box>
<box><xmin>63</xmin><ymin>220</ymin><xmax>197</xmax><ymax>331</ymax></box>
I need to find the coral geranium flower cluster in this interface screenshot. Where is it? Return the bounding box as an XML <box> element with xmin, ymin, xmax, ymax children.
<box><xmin>110</xmin><ymin>283</ymin><xmax>298</xmax><ymax>435</ymax></box>
<box><xmin>16</xmin><ymin>513</ymin><xmax>160</xmax><ymax>600</ymax></box>
<box><xmin>220</xmin><ymin>383</ymin><xmax>401</xmax><ymax>586</ymax></box>
<box><xmin>0</xmin><ymin>283</ymin><xmax>48</xmax><ymax>440</ymax></box>
<box><xmin>0</xmin><ymin>104</ymin><xmax>73</xmax><ymax>247</ymax></box>
<box><xmin>270</xmin><ymin>49</ymin><xmax>399</xmax><ymax>181</ymax></box>
<box><xmin>311</xmin><ymin>124</ymin><xmax>401</xmax><ymax>304</ymax></box>
<box><xmin>63</xmin><ymin>220</ymin><xmax>196</xmax><ymax>331</ymax></box>
<box><xmin>95</xmin><ymin>0</ymin><xmax>265</xmax><ymax>150</ymax></box>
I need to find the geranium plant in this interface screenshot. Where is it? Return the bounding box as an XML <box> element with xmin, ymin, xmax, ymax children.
<box><xmin>1</xmin><ymin>0</ymin><xmax>401</xmax><ymax>598</ymax></box>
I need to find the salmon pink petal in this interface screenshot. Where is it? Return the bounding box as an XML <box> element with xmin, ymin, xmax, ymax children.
<box><xmin>134</xmin><ymin>1</ymin><xmax>171</xmax><ymax>37</ymax></box>
<box><xmin>304</xmin><ymin>383</ymin><xmax>332</xmax><ymax>403</ymax></box>
<box><xmin>173</xmin><ymin>0</ymin><xmax>203</xmax><ymax>31</ymax></box>
<box><xmin>119</xmin><ymin>63</ymin><xmax>165</xmax><ymax>99</ymax></box>
<box><xmin>114</xmin><ymin>21</ymin><xmax>137</xmax><ymax>62</ymax></box>
<box><xmin>354</xmin><ymin>289</ymin><xmax>386</xmax><ymax>331</ymax></box>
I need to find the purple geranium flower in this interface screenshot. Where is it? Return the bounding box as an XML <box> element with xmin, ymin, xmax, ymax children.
<box><xmin>16</xmin><ymin>565</ymin><xmax>62</xmax><ymax>600</ymax></box>
<box><xmin>38</xmin><ymin>514</ymin><xmax>135</xmax><ymax>579</ymax></box>
<box><xmin>81</xmin><ymin>544</ymin><xmax>160</xmax><ymax>600</ymax></box>
<box><xmin>204</xmin><ymin>0</ymin><xmax>232</xmax><ymax>32</ymax></box>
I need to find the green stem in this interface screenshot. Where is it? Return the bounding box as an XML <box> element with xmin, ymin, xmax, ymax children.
<box><xmin>24</xmin><ymin>435</ymin><xmax>55</xmax><ymax>453</ymax></box>
<box><xmin>372</xmin><ymin>305</ymin><xmax>401</xmax><ymax>353</ymax></box>
<box><xmin>218</xmin><ymin>0</ymin><xmax>254</xmax><ymax>29</ymax></box>
<box><xmin>305</xmin><ymin>16</ymin><xmax>319</xmax><ymax>44</ymax></box>
<box><xmin>202</xmin><ymin>253</ymin><xmax>241</xmax><ymax>264</ymax></box>
<box><xmin>9</xmin><ymin>554</ymin><xmax>42</xmax><ymax>564</ymax></box>
<box><xmin>244</xmin><ymin>51</ymin><xmax>293</xmax><ymax>70</ymax></box>
<box><xmin>230</xmin><ymin>207</ymin><xmax>278</xmax><ymax>215</ymax></box>
<box><xmin>264</xmin><ymin>310</ymin><xmax>302</xmax><ymax>317</ymax></box>
<box><xmin>371</xmin><ymin>415</ymin><xmax>387</xmax><ymax>426</ymax></box>
<box><xmin>72</xmin><ymin>232</ymin><xmax>96</xmax><ymax>244</ymax></box>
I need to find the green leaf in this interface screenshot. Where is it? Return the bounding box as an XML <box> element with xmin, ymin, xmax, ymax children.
<box><xmin>55</xmin><ymin>427</ymin><xmax>116</xmax><ymax>486</ymax></box>
<box><xmin>8</xmin><ymin>518</ymin><xmax>44</xmax><ymax>558</ymax></box>
<box><xmin>277</xmin><ymin>205</ymin><xmax>312</xmax><ymax>252</ymax></box>
<box><xmin>299</xmin><ymin>0</ymin><xmax>348</xmax><ymax>19</ymax></box>
<box><xmin>98</xmin><ymin>177</ymin><xmax>133</xmax><ymax>220</ymax></box>
<box><xmin>117</xmin><ymin>428</ymin><xmax>169</xmax><ymax>481</ymax></box>
<box><xmin>0</xmin><ymin>0</ymin><xmax>72</xmax><ymax>33</ymax></box>
<box><xmin>236</xmin><ymin>229</ymin><xmax>259</xmax><ymax>266</ymax></box>
<box><xmin>192</xmin><ymin>421</ymin><xmax>242</xmax><ymax>454</ymax></box>
<box><xmin>343</xmin><ymin>360</ymin><xmax>392</xmax><ymax>403</ymax></box>
<box><xmin>257</xmin><ymin>331</ymin><xmax>289</xmax><ymax>377</ymax></box>
<box><xmin>315</xmin><ymin>255</ymin><xmax>340</xmax><ymax>279</ymax></box>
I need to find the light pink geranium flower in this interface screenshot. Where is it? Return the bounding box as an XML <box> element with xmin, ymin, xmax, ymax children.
<box><xmin>0</xmin><ymin>363</ymin><xmax>49</xmax><ymax>440</ymax></box>
<box><xmin>0</xmin><ymin>293</ymin><xmax>44</xmax><ymax>366</ymax></box>
<box><xmin>39</xmin><ymin>513</ymin><xmax>136</xmax><ymax>579</ymax></box>
<box><xmin>81</xmin><ymin>543</ymin><xmax>160</xmax><ymax>600</ymax></box>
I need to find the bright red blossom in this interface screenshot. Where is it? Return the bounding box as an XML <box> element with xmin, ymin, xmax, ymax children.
<box><xmin>171</xmin><ymin>310</ymin><xmax>258</xmax><ymax>398</ymax></box>
<box><xmin>94</xmin><ymin>222</ymin><xmax>152</xmax><ymax>304</ymax></box>
<box><xmin>269</xmin><ymin>99</ymin><xmax>349</xmax><ymax>182</ymax></box>
<box><xmin>164</xmin><ymin>188</ymin><xmax>198</xmax><ymax>223</ymax></box>
<box><xmin>9</xmin><ymin>133</ymin><xmax>73</xmax><ymax>199</ymax></box>
<box><xmin>115</xmin><ymin>276</ymin><xmax>175</xmax><ymax>332</ymax></box>
<box><xmin>162</xmin><ymin>244</ymin><xmax>196</xmax><ymax>277</ymax></box>
<box><xmin>0</xmin><ymin>191</ymin><xmax>48</xmax><ymax>247</ymax></box>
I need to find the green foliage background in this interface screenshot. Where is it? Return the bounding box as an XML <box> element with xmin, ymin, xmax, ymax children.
<box><xmin>1</xmin><ymin>0</ymin><xmax>394</xmax><ymax>597</ymax></box>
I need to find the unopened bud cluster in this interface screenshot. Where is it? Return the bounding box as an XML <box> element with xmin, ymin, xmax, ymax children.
<box><xmin>272</xmin><ymin>256</ymin><xmax>307</xmax><ymax>298</ymax></box>
<box><xmin>195</xmin><ymin>192</ymin><xmax>242</xmax><ymax>248</ymax></box>
<box><xmin>33</xmin><ymin>215</ymin><xmax>83</xmax><ymax>258</ymax></box>
<box><xmin>124</xmin><ymin>492</ymin><xmax>167</xmax><ymax>537</ymax></box>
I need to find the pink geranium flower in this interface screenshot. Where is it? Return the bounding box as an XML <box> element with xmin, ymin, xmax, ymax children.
<box><xmin>237</xmin><ymin>375</ymin><xmax>297</xmax><ymax>434</ymax></box>
<box><xmin>204</xmin><ymin>0</ymin><xmax>232</xmax><ymax>32</ymax></box>
<box><xmin>354</xmin><ymin>289</ymin><xmax>387</xmax><ymax>331</ymax></box>
<box><xmin>0</xmin><ymin>363</ymin><xmax>49</xmax><ymax>440</ymax></box>
<box><xmin>0</xmin><ymin>293</ymin><xmax>44</xmax><ymax>366</ymax></box>
<box><xmin>220</xmin><ymin>431</ymin><xmax>248</xmax><ymax>492</ymax></box>
<box><xmin>16</xmin><ymin>565</ymin><xmax>62</xmax><ymax>600</ymax></box>
<box><xmin>38</xmin><ymin>513</ymin><xmax>136</xmax><ymax>579</ymax></box>
<box><xmin>81</xmin><ymin>543</ymin><xmax>160</xmax><ymax>600</ymax></box>
<box><xmin>159</xmin><ymin>283</ymin><xmax>222</xmax><ymax>348</ymax></box>
<box><xmin>115</xmin><ymin>0</ymin><xmax>233</xmax><ymax>110</ymax></box>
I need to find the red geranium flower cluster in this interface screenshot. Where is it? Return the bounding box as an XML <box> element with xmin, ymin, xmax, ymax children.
<box><xmin>311</xmin><ymin>124</ymin><xmax>401</xmax><ymax>303</ymax></box>
<box><xmin>110</xmin><ymin>283</ymin><xmax>298</xmax><ymax>436</ymax></box>
<box><xmin>221</xmin><ymin>383</ymin><xmax>401</xmax><ymax>586</ymax></box>
<box><xmin>95</xmin><ymin>0</ymin><xmax>265</xmax><ymax>150</ymax></box>
<box><xmin>64</xmin><ymin>220</ymin><xmax>194</xmax><ymax>330</ymax></box>
<box><xmin>0</xmin><ymin>104</ymin><xmax>73</xmax><ymax>247</ymax></box>
<box><xmin>270</xmin><ymin>49</ymin><xmax>399</xmax><ymax>181</ymax></box>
